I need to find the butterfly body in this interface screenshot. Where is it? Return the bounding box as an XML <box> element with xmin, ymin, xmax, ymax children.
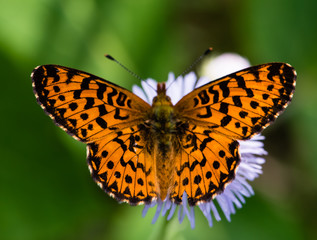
<box><xmin>137</xmin><ymin>82</ymin><xmax>178</xmax><ymax>200</ymax></box>
<box><xmin>32</xmin><ymin>62</ymin><xmax>296</xmax><ymax>206</ymax></box>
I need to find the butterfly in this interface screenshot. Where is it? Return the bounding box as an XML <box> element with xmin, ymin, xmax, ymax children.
<box><xmin>32</xmin><ymin>61</ymin><xmax>296</xmax><ymax>206</ymax></box>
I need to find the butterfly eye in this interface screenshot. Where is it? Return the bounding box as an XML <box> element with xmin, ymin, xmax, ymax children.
<box><xmin>153</xmin><ymin>96</ymin><xmax>158</xmax><ymax>103</ymax></box>
<box><xmin>165</xmin><ymin>96</ymin><xmax>171</xmax><ymax>102</ymax></box>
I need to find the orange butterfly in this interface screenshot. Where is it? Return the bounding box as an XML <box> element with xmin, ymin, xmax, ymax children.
<box><xmin>32</xmin><ymin>61</ymin><xmax>296</xmax><ymax>206</ymax></box>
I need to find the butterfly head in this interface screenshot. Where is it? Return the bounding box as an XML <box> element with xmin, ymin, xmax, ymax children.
<box><xmin>152</xmin><ymin>83</ymin><xmax>173</xmax><ymax>107</ymax></box>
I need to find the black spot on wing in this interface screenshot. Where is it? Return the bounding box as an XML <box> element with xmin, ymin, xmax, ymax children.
<box><xmin>114</xmin><ymin>108</ymin><xmax>129</xmax><ymax>120</ymax></box>
<box><xmin>208</xmin><ymin>87</ymin><xmax>219</xmax><ymax>103</ymax></box>
<box><xmin>197</xmin><ymin>106</ymin><xmax>212</xmax><ymax>118</ymax></box>
<box><xmin>198</xmin><ymin>90</ymin><xmax>210</xmax><ymax>104</ymax></box>
<box><xmin>107</xmin><ymin>87</ymin><xmax>118</xmax><ymax>105</ymax></box>
<box><xmin>219</xmin><ymin>81</ymin><xmax>230</xmax><ymax>98</ymax></box>
<box><xmin>116</xmin><ymin>92</ymin><xmax>128</xmax><ymax>106</ymax></box>
<box><xmin>219</xmin><ymin>102</ymin><xmax>229</xmax><ymax>114</ymax></box>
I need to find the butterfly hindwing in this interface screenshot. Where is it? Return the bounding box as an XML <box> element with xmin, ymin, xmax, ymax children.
<box><xmin>175</xmin><ymin>63</ymin><xmax>296</xmax><ymax>140</ymax></box>
<box><xmin>87</xmin><ymin>125</ymin><xmax>158</xmax><ymax>205</ymax></box>
<box><xmin>170</xmin><ymin>124</ymin><xmax>240</xmax><ymax>205</ymax></box>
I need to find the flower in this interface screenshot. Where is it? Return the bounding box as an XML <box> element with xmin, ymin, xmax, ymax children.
<box><xmin>132</xmin><ymin>53</ymin><xmax>267</xmax><ymax>228</ymax></box>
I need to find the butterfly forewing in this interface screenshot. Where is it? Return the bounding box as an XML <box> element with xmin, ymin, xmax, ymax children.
<box><xmin>32</xmin><ymin>65</ymin><xmax>150</xmax><ymax>142</ymax></box>
<box><xmin>175</xmin><ymin>63</ymin><xmax>296</xmax><ymax>140</ymax></box>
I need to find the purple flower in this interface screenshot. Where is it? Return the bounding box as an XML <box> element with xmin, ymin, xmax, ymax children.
<box><xmin>132</xmin><ymin>53</ymin><xmax>267</xmax><ymax>228</ymax></box>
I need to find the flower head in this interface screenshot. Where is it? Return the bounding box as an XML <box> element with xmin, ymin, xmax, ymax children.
<box><xmin>132</xmin><ymin>53</ymin><xmax>267</xmax><ymax>228</ymax></box>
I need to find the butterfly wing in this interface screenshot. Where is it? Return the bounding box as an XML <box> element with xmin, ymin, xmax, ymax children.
<box><xmin>176</xmin><ymin>63</ymin><xmax>296</xmax><ymax>140</ymax></box>
<box><xmin>87</xmin><ymin>127</ymin><xmax>157</xmax><ymax>205</ymax></box>
<box><xmin>172</xmin><ymin>63</ymin><xmax>296</xmax><ymax>205</ymax></box>
<box><xmin>170</xmin><ymin>123</ymin><xmax>239</xmax><ymax>206</ymax></box>
<box><xmin>32</xmin><ymin>65</ymin><xmax>150</xmax><ymax>142</ymax></box>
<box><xmin>32</xmin><ymin>65</ymin><xmax>157</xmax><ymax>204</ymax></box>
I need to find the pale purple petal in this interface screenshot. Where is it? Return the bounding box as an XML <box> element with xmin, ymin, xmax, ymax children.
<box><xmin>132</xmin><ymin>85</ymin><xmax>148</xmax><ymax>103</ymax></box>
<box><xmin>196</xmin><ymin>76</ymin><xmax>211</xmax><ymax>88</ymax></box>
<box><xmin>210</xmin><ymin>200</ymin><xmax>221</xmax><ymax>221</ymax></box>
<box><xmin>151</xmin><ymin>199</ymin><xmax>163</xmax><ymax>224</ymax></box>
<box><xmin>197</xmin><ymin>53</ymin><xmax>251</xmax><ymax>87</ymax></box>
<box><xmin>216</xmin><ymin>195</ymin><xmax>232</xmax><ymax>222</ymax></box>
<box><xmin>161</xmin><ymin>198</ymin><xmax>172</xmax><ymax>216</ymax></box>
<box><xmin>141</xmin><ymin>78</ymin><xmax>157</xmax><ymax>103</ymax></box>
<box><xmin>201</xmin><ymin>53</ymin><xmax>251</xmax><ymax>80</ymax></box>
<box><xmin>166</xmin><ymin>72</ymin><xmax>176</xmax><ymax>88</ymax></box>
<box><xmin>167</xmin><ymin>75</ymin><xmax>183</xmax><ymax>105</ymax></box>
<box><xmin>189</xmin><ymin>207</ymin><xmax>195</xmax><ymax>228</ymax></box>
<box><xmin>199</xmin><ymin>204</ymin><xmax>213</xmax><ymax>226</ymax></box>
<box><xmin>178</xmin><ymin>191</ymin><xmax>189</xmax><ymax>223</ymax></box>
<box><xmin>167</xmin><ymin>203</ymin><xmax>177</xmax><ymax>220</ymax></box>
<box><xmin>182</xmin><ymin>72</ymin><xmax>197</xmax><ymax>96</ymax></box>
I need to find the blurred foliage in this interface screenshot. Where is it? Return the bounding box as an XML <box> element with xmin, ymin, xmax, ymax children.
<box><xmin>0</xmin><ymin>0</ymin><xmax>316</xmax><ymax>239</ymax></box>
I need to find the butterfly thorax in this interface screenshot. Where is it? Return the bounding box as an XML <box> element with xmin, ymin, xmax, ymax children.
<box><xmin>151</xmin><ymin>83</ymin><xmax>175</xmax><ymax>133</ymax></box>
<box><xmin>148</xmin><ymin>83</ymin><xmax>179</xmax><ymax>199</ymax></box>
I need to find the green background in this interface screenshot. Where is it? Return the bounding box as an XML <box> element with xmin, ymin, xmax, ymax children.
<box><xmin>1</xmin><ymin>0</ymin><xmax>316</xmax><ymax>239</ymax></box>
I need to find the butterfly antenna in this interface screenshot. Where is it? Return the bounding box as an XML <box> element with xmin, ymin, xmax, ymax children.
<box><xmin>105</xmin><ymin>54</ymin><xmax>156</xmax><ymax>92</ymax></box>
<box><xmin>166</xmin><ymin>47</ymin><xmax>213</xmax><ymax>90</ymax></box>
